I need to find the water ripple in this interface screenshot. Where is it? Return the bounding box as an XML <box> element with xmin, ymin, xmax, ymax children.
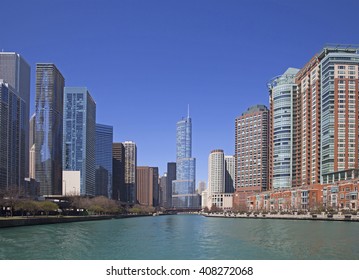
<box><xmin>0</xmin><ymin>216</ymin><xmax>358</xmax><ymax>259</ymax></box>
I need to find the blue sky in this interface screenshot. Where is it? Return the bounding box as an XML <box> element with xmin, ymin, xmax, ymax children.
<box><xmin>2</xmin><ymin>0</ymin><xmax>359</xmax><ymax>184</ymax></box>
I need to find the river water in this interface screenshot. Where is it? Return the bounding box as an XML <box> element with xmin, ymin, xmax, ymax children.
<box><xmin>0</xmin><ymin>215</ymin><xmax>358</xmax><ymax>259</ymax></box>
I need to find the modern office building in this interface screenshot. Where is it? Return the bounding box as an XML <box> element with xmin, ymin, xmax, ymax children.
<box><xmin>224</xmin><ymin>155</ymin><xmax>235</xmax><ymax>193</ymax></box>
<box><xmin>159</xmin><ymin>173</ymin><xmax>167</xmax><ymax>207</ymax></box>
<box><xmin>172</xmin><ymin>112</ymin><xmax>197</xmax><ymax>208</ymax></box>
<box><xmin>95</xmin><ymin>124</ymin><xmax>113</xmax><ymax>198</ymax></box>
<box><xmin>113</xmin><ymin>142</ymin><xmax>125</xmax><ymax>201</ymax></box>
<box><xmin>0</xmin><ymin>52</ymin><xmax>31</xmax><ymax>178</ymax></box>
<box><xmin>136</xmin><ymin>166</ymin><xmax>158</xmax><ymax>207</ymax></box>
<box><xmin>63</xmin><ymin>87</ymin><xmax>96</xmax><ymax>196</ymax></box>
<box><xmin>152</xmin><ymin>167</ymin><xmax>159</xmax><ymax>207</ymax></box>
<box><xmin>29</xmin><ymin>114</ymin><xmax>36</xmax><ymax>179</ymax></box>
<box><xmin>166</xmin><ymin>162</ymin><xmax>176</xmax><ymax>208</ymax></box>
<box><xmin>35</xmin><ymin>63</ymin><xmax>65</xmax><ymax>196</ymax></box>
<box><xmin>0</xmin><ymin>81</ymin><xmax>26</xmax><ymax>191</ymax></box>
<box><xmin>123</xmin><ymin>141</ymin><xmax>137</xmax><ymax>204</ymax></box>
<box><xmin>268</xmin><ymin>68</ymin><xmax>299</xmax><ymax>190</ymax></box>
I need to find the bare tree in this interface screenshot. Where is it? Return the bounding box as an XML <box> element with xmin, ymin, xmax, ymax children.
<box><xmin>0</xmin><ymin>186</ymin><xmax>24</xmax><ymax>217</ymax></box>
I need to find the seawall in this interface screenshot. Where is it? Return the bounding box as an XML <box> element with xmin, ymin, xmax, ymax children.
<box><xmin>0</xmin><ymin>214</ymin><xmax>151</xmax><ymax>228</ymax></box>
<box><xmin>204</xmin><ymin>213</ymin><xmax>359</xmax><ymax>222</ymax></box>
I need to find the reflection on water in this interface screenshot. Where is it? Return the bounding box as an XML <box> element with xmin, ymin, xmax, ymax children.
<box><xmin>0</xmin><ymin>215</ymin><xmax>358</xmax><ymax>259</ymax></box>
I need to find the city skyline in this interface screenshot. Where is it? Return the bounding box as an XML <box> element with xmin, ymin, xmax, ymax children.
<box><xmin>2</xmin><ymin>0</ymin><xmax>359</xmax><ymax>182</ymax></box>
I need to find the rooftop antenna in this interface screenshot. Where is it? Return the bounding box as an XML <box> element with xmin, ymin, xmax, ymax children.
<box><xmin>187</xmin><ymin>104</ymin><xmax>190</xmax><ymax>118</ymax></box>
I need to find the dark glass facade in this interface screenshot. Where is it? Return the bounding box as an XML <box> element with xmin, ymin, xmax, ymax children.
<box><xmin>95</xmin><ymin>124</ymin><xmax>113</xmax><ymax>198</ymax></box>
<box><xmin>35</xmin><ymin>64</ymin><xmax>65</xmax><ymax>196</ymax></box>
<box><xmin>113</xmin><ymin>142</ymin><xmax>125</xmax><ymax>201</ymax></box>
<box><xmin>166</xmin><ymin>162</ymin><xmax>176</xmax><ymax>208</ymax></box>
<box><xmin>0</xmin><ymin>81</ymin><xmax>26</xmax><ymax>191</ymax></box>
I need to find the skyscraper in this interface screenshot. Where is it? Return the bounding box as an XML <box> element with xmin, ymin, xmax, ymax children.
<box><xmin>63</xmin><ymin>87</ymin><xmax>96</xmax><ymax>196</ymax></box>
<box><xmin>233</xmin><ymin>105</ymin><xmax>269</xmax><ymax>209</ymax></box>
<box><xmin>295</xmin><ymin>55</ymin><xmax>321</xmax><ymax>187</ymax></box>
<box><xmin>208</xmin><ymin>149</ymin><xmax>225</xmax><ymax>194</ymax></box>
<box><xmin>166</xmin><ymin>162</ymin><xmax>176</xmax><ymax>208</ymax></box>
<box><xmin>152</xmin><ymin>167</ymin><xmax>159</xmax><ymax>207</ymax></box>
<box><xmin>319</xmin><ymin>47</ymin><xmax>359</xmax><ymax>180</ymax></box>
<box><xmin>207</xmin><ymin>149</ymin><xmax>225</xmax><ymax>208</ymax></box>
<box><xmin>0</xmin><ymin>52</ymin><xmax>30</xmax><ymax>178</ymax></box>
<box><xmin>235</xmin><ymin>105</ymin><xmax>269</xmax><ymax>191</ymax></box>
<box><xmin>136</xmin><ymin>166</ymin><xmax>158</xmax><ymax>207</ymax></box>
<box><xmin>123</xmin><ymin>141</ymin><xmax>137</xmax><ymax>204</ymax></box>
<box><xmin>268</xmin><ymin>68</ymin><xmax>299</xmax><ymax>190</ymax></box>
<box><xmin>159</xmin><ymin>173</ymin><xmax>167</xmax><ymax>207</ymax></box>
<box><xmin>29</xmin><ymin>114</ymin><xmax>36</xmax><ymax>179</ymax></box>
<box><xmin>35</xmin><ymin>63</ymin><xmax>65</xmax><ymax>196</ymax></box>
<box><xmin>113</xmin><ymin>142</ymin><xmax>125</xmax><ymax>201</ymax></box>
<box><xmin>95</xmin><ymin>124</ymin><xmax>113</xmax><ymax>198</ymax></box>
<box><xmin>224</xmin><ymin>155</ymin><xmax>235</xmax><ymax>193</ymax></box>
<box><xmin>0</xmin><ymin>81</ymin><xmax>26</xmax><ymax>191</ymax></box>
<box><xmin>172</xmin><ymin>112</ymin><xmax>197</xmax><ymax>208</ymax></box>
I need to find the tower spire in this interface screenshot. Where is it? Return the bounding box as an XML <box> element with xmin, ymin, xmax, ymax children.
<box><xmin>187</xmin><ymin>104</ymin><xmax>190</xmax><ymax>118</ymax></box>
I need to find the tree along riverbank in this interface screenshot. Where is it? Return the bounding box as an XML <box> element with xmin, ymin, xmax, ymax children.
<box><xmin>0</xmin><ymin>214</ymin><xmax>155</xmax><ymax>228</ymax></box>
<box><xmin>204</xmin><ymin>212</ymin><xmax>359</xmax><ymax>222</ymax></box>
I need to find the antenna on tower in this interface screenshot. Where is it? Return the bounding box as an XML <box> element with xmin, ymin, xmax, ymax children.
<box><xmin>187</xmin><ymin>104</ymin><xmax>190</xmax><ymax>118</ymax></box>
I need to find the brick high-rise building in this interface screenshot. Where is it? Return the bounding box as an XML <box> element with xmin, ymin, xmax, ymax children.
<box><xmin>136</xmin><ymin>166</ymin><xmax>158</xmax><ymax>207</ymax></box>
<box><xmin>294</xmin><ymin>46</ymin><xmax>359</xmax><ymax>186</ymax></box>
<box><xmin>233</xmin><ymin>105</ymin><xmax>269</xmax><ymax>209</ymax></box>
<box><xmin>235</xmin><ymin>105</ymin><xmax>269</xmax><ymax>191</ymax></box>
<box><xmin>319</xmin><ymin>47</ymin><xmax>359</xmax><ymax>181</ymax></box>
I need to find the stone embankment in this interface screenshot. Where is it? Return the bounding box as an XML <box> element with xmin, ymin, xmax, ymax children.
<box><xmin>0</xmin><ymin>214</ymin><xmax>151</xmax><ymax>228</ymax></box>
<box><xmin>204</xmin><ymin>212</ymin><xmax>359</xmax><ymax>222</ymax></box>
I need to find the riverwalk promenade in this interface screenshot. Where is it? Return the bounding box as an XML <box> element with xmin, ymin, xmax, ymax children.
<box><xmin>205</xmin><ymin>212</ymin><xmax>359</xmax><ymax>222</ymax></box>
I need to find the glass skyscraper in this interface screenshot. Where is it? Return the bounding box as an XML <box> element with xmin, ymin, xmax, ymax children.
<box><xmin>95</xmin><ymin>124</ymin><xmax>113</xmax><ymax>198</ymax></box>
<box><xmin>0</xmin><ymin>81</ymin><xmax>26</xmax><ymax>191</ymax></box>
<box><xmin>63</xmin><ymin>87</ymin><xmax>96</xmax><ymax>196</ymax></box>
<box><xmin>35</xmin><ymin>64</ymin><xmax>65</xmax><ymax>196</ymax></box>
<box><xmin>172</xmin><ymin>113</ymin><xmax>198</xmax><ymax>208</ymax></box>
<box><xmin>268</xmin><ymin>68</ymin><xmax>299</xmax><ymax>190</ymax></box>
<box><xmin>112</xmin><ymin>142</ymin><xmax>125</xmax><ymax>201</ymax></box>
<box><xmin>0</xmin><ymin>52</ymin><xmax>30</xmax><ymax>178</ymax></box>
